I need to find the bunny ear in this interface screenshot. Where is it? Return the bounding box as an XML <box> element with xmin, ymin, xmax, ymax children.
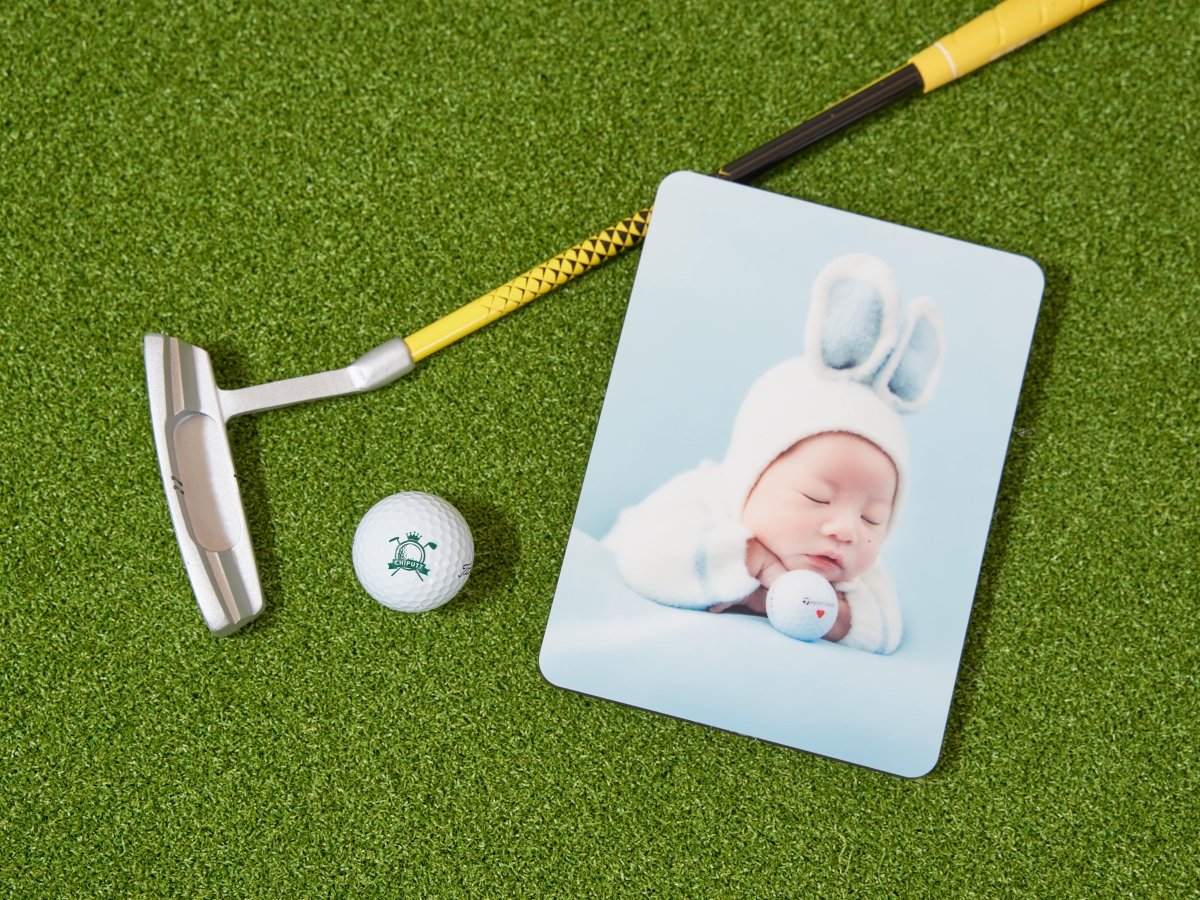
<box><xmin>806</xmin><ymin>253</ymin><xmax>901</xmax><ymax>382</ymax></box>
<box><xmin>874</xmin><ymin>296</ymin><xmax>945</xmax><ymax>413</ymax></box>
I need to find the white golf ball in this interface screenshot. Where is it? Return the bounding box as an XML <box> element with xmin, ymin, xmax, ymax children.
<box><xmin>766</xmin><ymin>570</ymin><xmax>838</xmax><ymax>641</ymax></box>
<box><xmin>352</xmin><ymin>492</ymin><xmax>474</xmax><ymax>612</ymax></box>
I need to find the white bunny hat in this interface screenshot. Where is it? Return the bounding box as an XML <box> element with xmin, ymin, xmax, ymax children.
<box><xmin>721</xmin><ymin>253</ymin><xmax>946</xmax><ymax>523</ymax></box>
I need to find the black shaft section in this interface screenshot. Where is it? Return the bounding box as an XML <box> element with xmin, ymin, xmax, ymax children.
<box><xmin>718</xmin><ymin>64</ymin><xmax>925</xmax><ymax>184</ymax></box>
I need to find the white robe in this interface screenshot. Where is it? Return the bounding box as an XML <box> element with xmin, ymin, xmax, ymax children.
<box><xmin>601</xmin><ymin>461</ymin><xmax>903</xmax><ymax>654</ymax></box>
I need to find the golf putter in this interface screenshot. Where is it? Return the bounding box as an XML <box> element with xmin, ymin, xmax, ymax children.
<box><xmin>144</xmin><ymin>334</ymin><xmax>415</xmax><ymax>635</ymax></box>
<box><xmin>146</xmin><ymin>0</ymin><xmax>1105</xmax><ymax>635</ymax></box>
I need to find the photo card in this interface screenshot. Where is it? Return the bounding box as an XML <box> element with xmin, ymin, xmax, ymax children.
<box><xmin>539</xmin><ymin>171</ymin><xmax>1045</xmax><ymax>777</ymax></box>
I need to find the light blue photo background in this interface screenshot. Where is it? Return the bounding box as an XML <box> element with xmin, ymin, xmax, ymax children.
<box><xmin>540</xmin><ymin>171</ymin><xmax>1044</xmax><ymax>776</ymax></box>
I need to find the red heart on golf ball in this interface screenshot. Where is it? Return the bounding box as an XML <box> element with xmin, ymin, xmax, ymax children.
<box><xmin>816</xmin><ymin>609</ymin><xmax>825</xmax><ymax>618</ymax></box>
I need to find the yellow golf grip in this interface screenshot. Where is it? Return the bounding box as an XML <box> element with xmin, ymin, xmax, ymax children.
<box><xmin>405</xmin><ymin>208</ymin><xmax>651</xmax><ymax>362</ymax></box>
<box><xmin>910</xmin><ymin>0</ymin><xmax>1108</xmax><ymax>91</ymax></box>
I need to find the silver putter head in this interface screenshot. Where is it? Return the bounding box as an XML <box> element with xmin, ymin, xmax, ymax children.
<box><xmin>145</xmin><ymin>334</ymin><xmax>263</xmax><ymax>636</ymax></box>
<box><xmin>144</xmin><ymin>333</ymin><xmax>415</xmax><ymax>636</ymax></box>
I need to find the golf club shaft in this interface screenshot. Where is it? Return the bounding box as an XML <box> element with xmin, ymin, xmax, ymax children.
<box><xmin>404</xmin><ymin>0</ymin><xmax>1106</xmax><ymax>363</ymax></box>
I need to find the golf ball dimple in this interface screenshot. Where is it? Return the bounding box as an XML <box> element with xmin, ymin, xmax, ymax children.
<box><xmin>352</xmin><ymin>492</ymin><xmax>474</xmax><ymax>612</ymax></box>
<box><xmin>766</xmin><ymin>570</ymin><xmax>838</xmax><ymax>641</ymax></box>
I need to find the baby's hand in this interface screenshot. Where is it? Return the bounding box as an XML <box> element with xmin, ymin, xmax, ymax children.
<box><xmin>726</xmin><ymin>538</ymin><xmax>785</xmax><ymax>614</ymax></box>
<box><xmin>745</xmin><ymin>538</ymin><xmax>787</xmax><ymax>588</ymax></box>
<box><xmin>824</xmin><ymin>591</ymin><xmax>852</xmax><ymax>643</ymax></box>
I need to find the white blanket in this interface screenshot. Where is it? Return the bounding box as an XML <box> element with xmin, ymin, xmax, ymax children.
<box><xmin>540</xmin><ymin>528</ymin><xmax>952</xmax><ymax>777</ymax></box>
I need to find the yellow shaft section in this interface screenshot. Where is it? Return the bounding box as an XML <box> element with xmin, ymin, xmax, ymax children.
<box><xmin>910</xmin><ymin>0</ymin><xmax>1108</xmax><ymax>92</ymax></box>
<box><xmin>404</xmin><ymin>208</ymin><xmax>652</xmax><ymax>362</ymax></box>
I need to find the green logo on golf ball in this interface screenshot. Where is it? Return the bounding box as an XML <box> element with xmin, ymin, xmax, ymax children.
<box><xmin>388</xmin><ymin>531</ymin><xmax>437</xmax><ymax>580</ymax></box>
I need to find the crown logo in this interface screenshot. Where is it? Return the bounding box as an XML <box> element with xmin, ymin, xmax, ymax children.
<box><xmin>389</xmin><ymin>531</ymin><xmax>438</xmax><ymax>580</ymax></box>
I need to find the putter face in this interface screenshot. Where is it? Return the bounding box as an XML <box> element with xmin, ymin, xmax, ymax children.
<box><xmin>144</xmin><ymin>334</ymin><xmax>263</xmax><ymax>636</ymax></box>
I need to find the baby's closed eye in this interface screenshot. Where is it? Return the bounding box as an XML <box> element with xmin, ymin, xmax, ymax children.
<box><xmin>861</xmin><ymin>504</ymin><xmax>892</xmax><ymax>527</ymax></box>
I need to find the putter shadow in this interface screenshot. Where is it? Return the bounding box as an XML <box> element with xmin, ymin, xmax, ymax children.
<box><xmin>207</xmin><ymin>342</ymin><xmax>285</xmax><ymax>634</ymax></box>
<box><xmin>933</xmin><ymin>259</ymin><xmax>1071</xmax><ymax>774</ymax></box>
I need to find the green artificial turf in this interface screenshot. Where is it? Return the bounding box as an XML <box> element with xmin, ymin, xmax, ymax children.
<box><xmin>2</xmin><ymin>0</ymin><xmax>1197</xmax><ymax>895</ymax></box>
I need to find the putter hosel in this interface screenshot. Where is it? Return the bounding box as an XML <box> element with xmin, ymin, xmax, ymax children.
<box><xmin>219</xmin><ymin>338</ymin><xmax>414</xmax><ymax>419</ymax></box>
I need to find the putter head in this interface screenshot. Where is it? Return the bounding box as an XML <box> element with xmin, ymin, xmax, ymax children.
<box><xmin>144</xmin><ymin>334</ymin><xmax>263</xmax><ymax>636</ymax></box>
<box><xmin>144</xmin><ymin>332</ymin><xmax>415</xmax><ymax>636</ymax></box>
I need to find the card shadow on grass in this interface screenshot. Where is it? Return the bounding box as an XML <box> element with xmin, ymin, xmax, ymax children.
<box><xmin>936</xmin><ymin>260</ymin><xmax>1071</xmax><ymax>773</ymax></box>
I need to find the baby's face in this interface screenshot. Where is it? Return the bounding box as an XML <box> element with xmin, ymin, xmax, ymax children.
<box><xmin>742</xmin><ymin>432</ymin><xmax>897</xmax><ymax>584</ymax></box>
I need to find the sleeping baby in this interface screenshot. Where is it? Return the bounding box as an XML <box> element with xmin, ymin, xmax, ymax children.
<box><xmin>602</xmin><ymin>253</ymin><xmax>945</xmax><ymax>654</ymax></box>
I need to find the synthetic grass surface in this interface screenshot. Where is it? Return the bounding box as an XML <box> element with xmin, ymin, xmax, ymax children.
<box><xmin>2</xmin><ymin>0</ymin><xmax>1197</xmax><ymax>895</ymax></box>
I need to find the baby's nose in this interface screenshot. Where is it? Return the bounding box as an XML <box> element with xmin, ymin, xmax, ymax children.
<box><xmin>822</xmin><ymin>511</ymin><xmax>857</xmax><ymax>542</ymax></box>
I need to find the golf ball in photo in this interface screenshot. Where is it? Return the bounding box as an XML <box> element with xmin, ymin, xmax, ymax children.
<box><xmin>352</xmin><ymin>492</ymin><xmax>474</xmax><ymax>612</ymax></box>
<box><xmin>765</xmin><ymin>569</ymin><xmax>838</xmax><ymax>641</ymax></box>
